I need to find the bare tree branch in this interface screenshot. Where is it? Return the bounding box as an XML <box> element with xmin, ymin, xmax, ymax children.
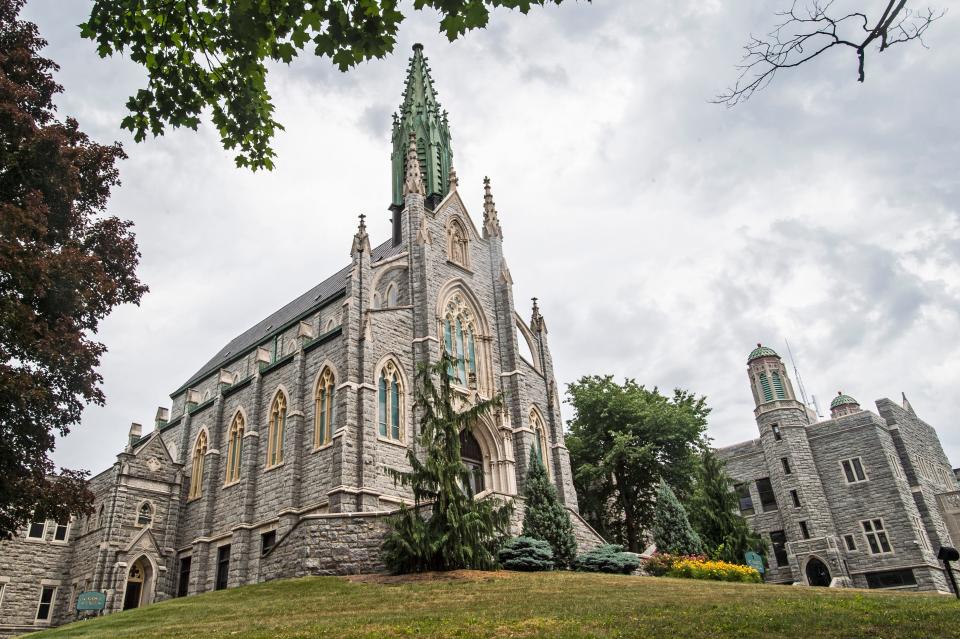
<box><xmin>715</xmin><ymin>0</ymin><xmax>945</xmax><ymax>106</ymax></box>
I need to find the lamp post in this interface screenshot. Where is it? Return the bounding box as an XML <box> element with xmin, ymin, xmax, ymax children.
<box><xmin>937</xmin><ymin>546</ymin><xmax>960</xmax><ymax>599</ymax></box>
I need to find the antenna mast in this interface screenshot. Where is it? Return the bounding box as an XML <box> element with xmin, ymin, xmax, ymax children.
<box><xmin>785</xmin><ymin>339</ymin><xmax>815</xmax><ymax>421</ymax></box>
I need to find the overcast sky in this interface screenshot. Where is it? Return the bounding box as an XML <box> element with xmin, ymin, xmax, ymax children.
<box><xmin>24</xmin><ymin>1</ymin><xmax>959</xmax><ymax>473</ymax></box>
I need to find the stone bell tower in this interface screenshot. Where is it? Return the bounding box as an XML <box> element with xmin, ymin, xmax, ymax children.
<box><xmin>748</xmin><ymin>344</ymin><xmax>846</xmax><ymax>585</ymax></box>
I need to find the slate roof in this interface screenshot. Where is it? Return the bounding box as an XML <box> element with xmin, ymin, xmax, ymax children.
<box><xmin>173</xmin><ymin>238</ymin><xmax>401</xmax><ymax>396</ymax></box>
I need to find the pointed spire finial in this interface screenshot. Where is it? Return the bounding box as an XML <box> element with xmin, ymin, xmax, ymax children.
<box><xmin>352</xmin><ymin>213</ymin><xmax>370</xmax><ymax>256</ymax></box>
<box><xmin>448</xmin><ymin>165</ymin><xmax>459</xmax><ymax>193</ymax></box>
<box><xmin>403</xmin><ymin>132</ymin><xmax>424</xmax><ymax>197</ymax></box>
<box><xmin>531</xmin><ymin>297</ymin><xmax>544</xmax><ymax>332</ymax></box>
<box><xmin>482</xmin><ymin>176</ymin><xmax>502</xmax><ymax>239</ymax></box>
<box><xmin>902</xmin><ymin>392</ymin><xmax>916</xmax><ymax>416</ymax></box>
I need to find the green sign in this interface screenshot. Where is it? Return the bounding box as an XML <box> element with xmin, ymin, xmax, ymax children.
<box><xmin>76</xmin><ymin>591</ymin><xmax>106</xmax><ymax>611</ymax></box>
<box><xmin>744</xmin><ymin>551</ymin><xmax>765</xmax><ymax>575</ymax></box>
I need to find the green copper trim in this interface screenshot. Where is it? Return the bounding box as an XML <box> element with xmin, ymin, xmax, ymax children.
<box><xmin>748</xmin><ymin>344</ymin><xmax>779</xmax><ymax>362</ymax></box>
<box><xmin>391</xmin><ymin>43</ymin><xmax>453</xmax><ymax>207</ymax></box>
<box><xmin>830</xmin><ymin>392</ymin><xmax>859</xmax><ymax>409</ymax></box>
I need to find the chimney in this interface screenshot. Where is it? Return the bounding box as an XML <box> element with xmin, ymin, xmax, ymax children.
<box><xmin>128</xmin><ymin>422</ymin><xmax>143</xmax><ymax>448</ymax></box>
<box><xmin>154</xmin><ymin>407</ymin><xmax>169</xmax><ymax>431</ymax></box>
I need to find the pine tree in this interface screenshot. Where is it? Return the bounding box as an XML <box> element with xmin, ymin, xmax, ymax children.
<box><xmin>652</xmin><ymin>480</ymin><xmax>704</xmax><ymax>556</ymax></box>
<box><xmin>689</xmin><ymin>449</ymin><xmax>765</xmax><ymax>564</ymax></box>
<box><xmin>381</xmin><ymin>350</ymin><xmax>512</xmax><ymax>573</ymax></box>
<box><xmin>521</xmin><ymin>446</ymin><xmax>578</xmax><ymax>568</ymax></box>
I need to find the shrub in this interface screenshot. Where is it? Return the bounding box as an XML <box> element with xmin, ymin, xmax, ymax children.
<box><xmin>641</xmin><ymin>552</ymin><xmax>679</xmax><ymax>577</ymax></box>
<box><xmin>498</xmin><ymin>536</ymin><xmax>554</xmax><ymax>571</ymax></box>
<box><xmin>667</xmin><ymin>557</ymin><xmax>762</xmax><ymax>583</ymax></box>
<box><xmin>652</xmin><ymin>480</ymin><xmax>704</xmax><ymax>556</ymax></box>
<box><xmin>522</xmin><ymin>447</ymin><xmax>578</xmax><ymax>568</ymax></box>
<box><xmin>574</xmin><ymin>544</ymin><xmax>641</xmax><ymax>574</ymax></box>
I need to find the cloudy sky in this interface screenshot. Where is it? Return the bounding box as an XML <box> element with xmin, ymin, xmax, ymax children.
<box><xmin>24</xmin><ymin>1</ymin><xmax>959</xmax><ymax>473</ymax></box>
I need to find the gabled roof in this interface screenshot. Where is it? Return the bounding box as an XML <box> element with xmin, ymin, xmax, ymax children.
<box><xmin>173</xmin><ymin>238</ymin><xmax>402</xmax><ymax>395</ymax></box>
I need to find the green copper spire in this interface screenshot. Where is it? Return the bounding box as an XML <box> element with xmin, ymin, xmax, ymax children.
<box><xmin>391</xmin><ymin>43</ymin><xmax>453</xmax><ymax>209</ymax></box>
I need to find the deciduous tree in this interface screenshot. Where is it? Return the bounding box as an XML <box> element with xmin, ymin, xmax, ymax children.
<box><xmin>79</xmin><ymin>0</ymin><xmax>582</xmax><ymax>171</ymax></box>
<box><xmin>0</xmin><ymin>0</ymin><xmax>146</xmax><ymax>536</ymax></box>
<box><xmin>565</xmin><ymin>376</ymin><xmax>709</xmax><ymax>553</ymax></box>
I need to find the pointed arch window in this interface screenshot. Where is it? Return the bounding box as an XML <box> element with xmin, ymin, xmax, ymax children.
<box><xmin>771</xmin><ymin>372</ymin><xmax>786</xmax><ymax>399</ymax></box>
<box><xmin>386</xmin><ymin>283</ymin><xmax>398</xmax><ymax>307</ymax></box>
<box><xmin>442</xmin><ymin>294</ymin><xmax>479</xmax><ymax>390</ymax></box>
<box><xmin>137</xmin><ymin>502</ymin><xmax>154</xmax><ymax>527</ymax></box>
<box><xmin>224</xmin><ymin>412</ymin><xmax>244</xmax><ymax>483</ymax></box>
<box><xmin>530</xmin><ymin>409</ymin><xmax>549</xmax><ymax>469</ymax></box>
<box><xmin>315</xmin><ymin>368</ymin><xmax>336</xmax><ymax>447</ymax></box>
<box><xmin>447</xmin><ymin>219</ymin><xmax>469</xmax><ymax>267</ymax></box>
<box><xmin>96</xmin><ymin>505</ymin><xmax>105</xmax><ymax>529</ymax></box>
<box><xmin>758</xmin><ymin>373</ymin><xmax>774</xmax><ymax>402</ymax></box>
<box><xmin>189</xmin><ymin>431</ymin><xmax>207</xmax><ymax>500</ymax></box>
<box><xmin>267</xmin><ymin>392</ymin><xmax>286</xmax><ymax>467</ymax></box>
<box><xmin>378</xmin><ymin>361</ymin><xmax>403</xmax><ymax>441</ymax></box>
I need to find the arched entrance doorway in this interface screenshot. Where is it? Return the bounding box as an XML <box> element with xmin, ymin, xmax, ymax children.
<box><xmin>460</xmin><ymin>428</ymin><xmax>485</xmax><ymax>496</ymax></box>
<box><xmin>805</xmin><ymin>557</ymin><xmax>831</xmax><ymax>587</ymax></box>
<box><xmin>123</xmin><ymin>560</ymin><xmax>145</xmax><ymax>609</ymax></box>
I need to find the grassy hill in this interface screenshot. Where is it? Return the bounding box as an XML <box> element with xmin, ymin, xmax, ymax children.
<box><xmin>29</xmin><ymin>571</ymin><xmax>960</xmax><ymax>638</ymax></box>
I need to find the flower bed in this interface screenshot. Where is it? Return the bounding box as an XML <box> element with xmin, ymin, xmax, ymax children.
<box><xmin>667</xmin><ymin>557</ymin><xmax>762</xmax><ymax>583</ymax></box>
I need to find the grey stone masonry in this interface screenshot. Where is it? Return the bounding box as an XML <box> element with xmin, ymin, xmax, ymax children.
<box><xmin>717</xmin><ymin>347</ymin><xmax>956</xmax><ymax>593</ymax></box>
<box><xmin>0</xmin><ymin>45</ymin><xmax>603</xmax><ymax>636</ymax></box>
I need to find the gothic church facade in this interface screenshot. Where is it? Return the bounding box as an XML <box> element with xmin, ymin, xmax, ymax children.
<box><xmin>0</xmin><ymin>45</ymin><xmax>602</xmax><ymax>636</ymax></box>
<box><xmin>717</xmin><ymin>345</ymin><xmax>960</xmax><ymax>593</ymax></box>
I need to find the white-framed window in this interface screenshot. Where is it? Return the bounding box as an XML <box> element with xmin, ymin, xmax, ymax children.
<box><xmin>843</xmin><ymin>534</ymin><xmax>857</xmax><ymax>551</ymax></box>
<box><xmin>377</xmin><ymin>360</ymin><xmax>404</xmax><ymax>442</ymax></box>
<box><xmin>52</xmin><ymin>522</ymin><xmax>69</xmax><ymax>542</ymax></box>
<box><xmin>862</xmin><ymin>518</ymin><xmax>893</xmax><ymax>555</ymax></box>
<box><xmin>35</xmin><ymin>585</ymin><xmax>56</xmax><ymax>621</ymax></box>
<box><xmin>840</xmin><ymin>457</ymin><xmax>868</xmax><ymax>484</ymax></box>
<box><xmin>27</xmin><ymin>521</ymin><xmax>46</xmax><ymax>540</ymax></box>
<box><xmin>189</xmin><ymin>430</ymin><xmax>208</xmax><ymax>500</ymax></box>
<box><xmin>888</xmin><ymin>453</ymin><xmax>905</xmax><ymax>480</ymax></box>
<box><xmin>912</xmin><ymin>515</ymin><xmax>931</xmax><ymax>552</ymax></box>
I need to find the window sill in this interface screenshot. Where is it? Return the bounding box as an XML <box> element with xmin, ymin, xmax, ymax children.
<box><xmin>264</xmin><ymin>462</ymin><xmax>285</xmax><ymax>473</ymax></box>
<box><xmin>377</xmin><ymin>436</ymin><xmax>408</xmax><ymax>449</ymax></box>
<box><xmin>312</xmin><ymin>442</ymin><xmax>334</xmax><ymax>453</ymax></box>
<box><xmin>222</xmin><ymin>479</ymin><xmax>241</xmax><ymax>489</ymax></box>
<box><xmin>445</xmin><ymin>260</ymin><xmax>473</xmax><ymax>274</ymax></box>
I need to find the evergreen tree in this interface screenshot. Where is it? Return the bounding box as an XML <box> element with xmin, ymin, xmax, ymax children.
<box><xmin>522</xmin><ymin>446</ymin><xmax>578</xmax><ymax>568</ymax></box>
<box><xmin>382</xmin><ymin>350</ymin><xmax>511</xmax><ymax>574</ymax></box>
<box><xmin>689</xmin><ymin>449</ymin><xmax>765</xmax><ymax>564</ymax></box>
<box><xmin>652</xmin><ymin>480</ymin><xmax>704</xmax><ymax>556</ymax></box>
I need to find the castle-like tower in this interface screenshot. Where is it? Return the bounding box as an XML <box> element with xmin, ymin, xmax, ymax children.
<box><xmin>720</xmin><ymin>343</ymin><xmax>959</xmax><ymax>592</ymax></box>
<box><xmin>0</xmin><ymin>45</ymin><xmax>602</xmax><ymax>637</ymax></box>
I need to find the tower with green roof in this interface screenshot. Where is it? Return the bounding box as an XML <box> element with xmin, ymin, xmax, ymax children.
<box><xmin>389</xmin><ymin>43</ymin><xmax>453</xmax><ymax>236</ymax></box>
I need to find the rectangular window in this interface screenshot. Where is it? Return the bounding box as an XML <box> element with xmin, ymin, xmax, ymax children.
<box><xmin>790</xmin><ymin>489</ymin><xmax>801</xmax><ymax>507</ymax></box>
<box><xmin>888</xmin><ymin>454</ymin><xmax>905</xmax><ymax>480</ymax></box>
<box><xmin>841</xmin><ymin>458</ymin><xmax>867</xmax><ymax>483</ymax></box>
<box><xmin>799</xmin><ymin>521</ymin><xmax>811</xmax><ymax>539</ymax></box>
<box><xmin>734</xmin><ymin>483</ymin><xmax>754</xmax><ymax>516</ymax></box>
<box><xmin>756</xmin><ymin>477</ymin><xmax>778</xmax><ymax>512</ymax></box>
<box><xmin>261</xmin><ymin>530</ymin><xmax>277</xmax><ymax>556</ymax></box>
<box><xmin>771</xmin><ymin>424</ymin><xmax>782</xmax><ymax>441</ymax></box>
<box><xmin>28</xmin><ymin>521</ymin><xmax>46</xmax><ymax>539</ymax></box>
<box><xmin>781</xmin><ymin>457</ymin><xmax>792</xmax><ymax>475</ymax></box>
<box><xmin>36</xmin><ymin>586</ymin><xmax>56</xmax><ymax>621</ymax></box>
<box><xmin>844</xmin><ymin>534</ymin><xmax>857</xmax><ymax>551</ymax></box>
<box><xmin>215</xmin><ymin>545</ymin><xmax>231</xmax><ymax>591</ymax></box>
<box><xmin>862</xmin><ymin>519</ymin><xmax>893</xmax><ymax>554</ymax></box>
<box><xmin>912</xmin><ymin>515</ymin><xmax>931</xmax><ymax>551</ymax></box>
<box><xmin>177</xmin><ymin>557</ymin><xmax>191</xmax><ymax>598</ymax></box>
<box><xmin>53</xmin><ymin>523</ymin><xmax>68</xmax><ymax>542</ymax></box>
<box><xmin>865</xmin><ymin>569</ymin><xmax>916</xmax><ymax>589</ymax></box>
<box><xmin>770</xmin><ymin>530</ymin><xmax>789</xmax><ymax>567</ymax></box>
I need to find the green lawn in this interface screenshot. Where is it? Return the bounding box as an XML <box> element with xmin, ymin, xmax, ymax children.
<box><xmin>29</xmin><ymin>571</ymin><xmax>960</xmax><ymax>638</ymax></box>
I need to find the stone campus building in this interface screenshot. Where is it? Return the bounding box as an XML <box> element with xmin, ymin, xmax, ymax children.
<box><xmin>0</xmin><ymin>45</ymin><xmax>602</xmax><ymax>636</ymax></box>
<box><xmin>717</xmin><ymin>344</ymin><xmax>960</xmax><ymax>592</ymax></box>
